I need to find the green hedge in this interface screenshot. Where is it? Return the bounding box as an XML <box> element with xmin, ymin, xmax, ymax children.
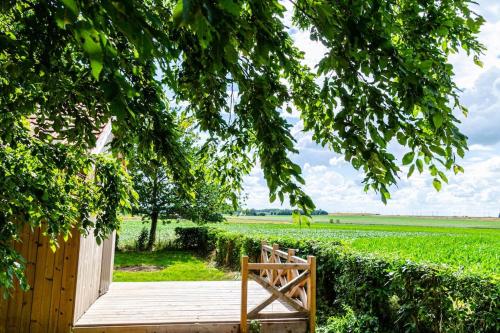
<box><xmin>174</xmin><ymin>226</ymin><xmax>499</xmax><ymax>333</ymax></box>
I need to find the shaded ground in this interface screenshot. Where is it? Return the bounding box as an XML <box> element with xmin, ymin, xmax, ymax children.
<box><xmin>116</xmin><ymin>265</ymin><xmax>164</xmax><ymax>272</ymax></box>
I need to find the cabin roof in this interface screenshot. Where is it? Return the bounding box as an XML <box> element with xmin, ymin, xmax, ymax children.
<box><xmin>28</xmin><ymin>116</ymin><xmax>113</xmax><ymax>154</ymax></box>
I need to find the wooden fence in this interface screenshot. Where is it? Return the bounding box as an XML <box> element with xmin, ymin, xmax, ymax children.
<box><xmin>240</xmin><ymin>242</ymin><xmax>316</xmax><ymax>333</ymax></box>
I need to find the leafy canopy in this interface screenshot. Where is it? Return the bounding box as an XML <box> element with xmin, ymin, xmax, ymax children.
<box><xmin>0</xmin><ymin>0</ymin><xmax>484</xmax><ymax>292</ymax></box>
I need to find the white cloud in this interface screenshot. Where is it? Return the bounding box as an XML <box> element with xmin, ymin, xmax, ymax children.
<box><xmin>449</xmin><ymin>0</ymin><xmax>500</xmax><ymax>89</ymax></box>
<box><xmin>459</xmin><ymin>67</ymin><xmax>500</xmax><ymax>145</ymax></box>
<box><xmin>328</xmin><ymin>156</ymin><xmax>347</xmax><ymax>167</ymax></box>
<box><xmin>281</xmin><ymin>0</ymin><xmax>328</xmax><ymax>71</ymax></box>
<box><xmin>469</xmin><ymin>144</ymin><xmax>494</xmax><ymax>152</ymax></box>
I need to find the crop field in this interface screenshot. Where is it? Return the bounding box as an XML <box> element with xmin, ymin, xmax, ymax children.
<box><xmin>116</xmin><ymin>216</ymin><xmax>195</xmax><ymax>249</ymax></box>
<box><xmin>226</xmin><ymin>214</ymin><xmax>500</xmax><ymax>228</ymax></box>
<box><xmin>118</xmin><ymin>215</ymin><xmax>500</xmax><ymax>277</ymax></box>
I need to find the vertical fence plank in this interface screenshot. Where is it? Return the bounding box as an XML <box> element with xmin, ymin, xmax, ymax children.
<box><xmin>39</xmin><ymin>234</ymin><xmax>57</xmax><ymax>333</ymax></box>
<box><xmin>11</xmin><ymin>225</ymin><xmax>30</xmax><ymax>331</ymax></box>
<box><xmin>260</xmin><ymin>241</ymin><xmax>267</xmax><ymax>278</ymax></box>
<box><xmin>240</xmin><ymin>256</ymin><xmax>249</xmax><ymax>333</ymax></box>
<box><xmin>29</xmin><ymin>230</ymin><xmax>49</xmax><ymax>333</ymax></box>
<box><xmin>99</xmin><ymin>231</ymin><xmax>115</xmax><ymax>295</ymax></box>
<box><xmin>287</xmin><ymin>249</ymin><xmax>295</xmax><ymax>283</ymax></box>
<box><xmin>48</xmin><ymin>235</ymin><xmax>66</xmax><ymax>333</ymax></box>
<box><xmin>271</xmin><ymin>244</ymin><xmax>279</xmax><ymax>286</ymax></box>
<box><xmin>307</xmin><ymin>256</ymin><xmax>316</xmax><ymax>333</ymax></box>
<box><xmin>74</xmin><ymin>231</ymin><xmax>104</xmax><ymax>322</ymax></box>
<box><xmin>20</xmin><ymin>227</ymin><xmax>40</xmax><ymax>332</ymax></box>
<box><xmin>57</xmin><ymin>229</ymin><xmax>80</xmax><ymax>333</ymax></box>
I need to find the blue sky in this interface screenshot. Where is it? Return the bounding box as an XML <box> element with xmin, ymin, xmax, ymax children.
<box><xmin>242</xmin><ymin>0</ymin><xmax>500</xmax><ymax>216</ymax></box>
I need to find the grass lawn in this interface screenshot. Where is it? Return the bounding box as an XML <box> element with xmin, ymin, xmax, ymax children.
<box><xmin>113</xmin><ymin>250</ymin><xmax>236</xmax><ymax>282</ymax></box>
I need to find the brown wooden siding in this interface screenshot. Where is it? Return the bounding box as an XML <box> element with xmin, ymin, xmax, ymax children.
<box><xmin>0</xmin><ymin>227</ymin><xmax>81</xmax><ymax>333</ymax></box>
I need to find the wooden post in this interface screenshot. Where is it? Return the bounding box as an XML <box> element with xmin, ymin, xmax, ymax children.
<box><xmin>307</xmin><ymin>256</ymin><xmax>316</xmax><ymax>333</ymax></box>
<box><xmin>271</xmin><ymin>244</ymin><xmax>279</xmax><ymax>286</ymax></box>
<box><xmin>241</xmin><ymin>256</ymin><xmax>249</xmax><ymax>333</ymax></box>
<box><xmin>260</xmin><ymin>241</ymin><xmax>267</xmax><ymax>277</ymax></box>
<box><xmin>287</xmin><ymin>248</ymin><xmax>295</xmax><ymax>282</ymax></box>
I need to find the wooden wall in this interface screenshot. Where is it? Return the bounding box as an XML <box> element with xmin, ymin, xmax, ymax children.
<box><xmin>73</xmin><ymin>233</ymin><xmax>104</xmax><ymax>322</ymax></box>
<box><xmin>99</xmin><ymin>232</ymin><xmax>115</xmax><ymax>296</ymax></box>
<box><xmin>0</xmin><ymin>227</ymin><xmax>115</xmax><ymax>333</ymax></box>
<box><xmin>0</xmin><ymin>227</ymin><xmax>80</xmax><ymax>333</ymax></box>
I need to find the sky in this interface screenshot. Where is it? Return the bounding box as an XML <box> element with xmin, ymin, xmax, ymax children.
<box><xmin>242</xmin><ymin>0</ymin><xmax>500</xmax><ymax>217</ymax></box>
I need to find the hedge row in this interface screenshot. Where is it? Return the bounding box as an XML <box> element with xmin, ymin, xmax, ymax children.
<box><xmin>175</xmin><ymin>226</ymin><xmax>499</xmax><ymax>333</ymax></box>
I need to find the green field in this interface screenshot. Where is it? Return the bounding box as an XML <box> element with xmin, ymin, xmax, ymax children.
<box><xmin>116</xmin><ymin>216</ymin><xmax>195</xmax><ymax>249</ymax></box>
<box><xmin>117</xmin><ymin>215</ymin><xmax>500</xmax><ymax>277</ymax></box>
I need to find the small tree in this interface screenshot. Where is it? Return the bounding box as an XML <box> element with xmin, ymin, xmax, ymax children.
<box><xmin>130</xmin><ymin>156</ymin><xmax>178</xmax><ymax>251</ymax></box>
<box><xmin>130</xmin><ymin>123</ymin><xmax>232</xmax><ymax>250</ymax></box>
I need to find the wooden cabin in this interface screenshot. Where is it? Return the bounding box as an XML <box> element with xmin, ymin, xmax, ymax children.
<box><xmin>0</xmin><ymin>121</ymin><xmax>116</xmax><ymax>333</ymax></box>
<box><xmin>0</xmin><ymin>121</ymin><xmax>316</xmax><ymax>333</ymax></box>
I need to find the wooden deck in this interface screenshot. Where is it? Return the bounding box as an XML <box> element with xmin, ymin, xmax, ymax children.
<box><xmin>73</xmin><ymin>281</ymin><xmax>307</xmax><ymax>333</ymax></box>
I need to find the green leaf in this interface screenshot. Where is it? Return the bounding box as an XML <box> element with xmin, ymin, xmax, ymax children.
<box><xmin>407</xmin><ymin>164</ymin><xmax>415</xmax><ymax>178</ymax></box>
<box><xmin>453</xmin><ymin>164</ymin><xmax>464</xmax><ymax>174</ymax></box>
<box><xmin>430</xmin><ymin>145</ymin><xmax>446</xmax><ymax>157</ymax></box>
<box><xmin>430</xmin><ymin>165</ymin><xmax>438</xmax><ymax>176</ymax></box>
<box><xmin>75</xmin><ymin>24</ymin><xmax>104</xmax><ymax>79</ymax></box>
<box><xmin>416</xmin><ymin>159</ymin><xmax>424</xmax><ymax>173</ymax></box>
<box><xmin>380</xmin><ymin>188</ymin><xmax>390</xmax><ymax>204</ymax></box>
<box><xmin>90</xmin><ymin>59</ymin><xmax>103</xmax><ymax>80</ymax></box>
<box><xmin>219</xmin><ymin>0</ymin><xmax>241</xmax><ymax>16</ymax></box>
<box><xmin>438</xmin><ymin>171</ymin><xmax>448</xmax><ymax>183</ymax></box>
<box><xmin>62</xmin><ymin>0</ymin><xmax>79</xmax><ymax>16</ymax></box>
<box><xmin>433</xmin><ymin>178</ymin><xmax>442</xmax><ymax>191</ymax></box>
<box><xmin>473</xmin><ymin>55</ymin><xmax>483</xmax><ymax>68</ymax></box>
<box><xmin>402</xmin><ymin>152</ymin><xmax>415</xmax><ymax>165</ymax></box>
<box><xmin>396</xmin><ymin>132</ymin><xmax>407</xmax><ymax>146</ymax></box>
<box><xmin>301</xmin><ymin>215</ymin><xmax>311</xmax><ymax>227</ymax></box>
<box><xmin>432</xmin><ymin>113</ymin><xmax>443</xmax><ymax>129</ymax></box>
<box><xmin>173</xmin><ymin>0</ymin><xmax>184</xmax><ymax>26</ymax></box>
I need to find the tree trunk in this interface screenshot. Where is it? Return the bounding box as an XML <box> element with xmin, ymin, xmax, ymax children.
<box><xmin>147</xmin><ymin>170</ymin><xmax>159</xmax><ymax>251</ymax></box>
<box><xmin>147</xmin><ymin>209</ymin><xmax>158</xmax><ymax>251</ymax></box>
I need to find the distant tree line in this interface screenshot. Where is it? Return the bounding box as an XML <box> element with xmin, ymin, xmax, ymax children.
<box><xmin>238</xmin><ymin>208</ymin><xmax>328</xmax><ymax>216</ymax></box>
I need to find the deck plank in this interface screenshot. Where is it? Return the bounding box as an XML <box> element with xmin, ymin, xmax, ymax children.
<box><xmin>74</xmin><ymin>281</ymin><xmax>307</xmax><ymax>331</ymax></box>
